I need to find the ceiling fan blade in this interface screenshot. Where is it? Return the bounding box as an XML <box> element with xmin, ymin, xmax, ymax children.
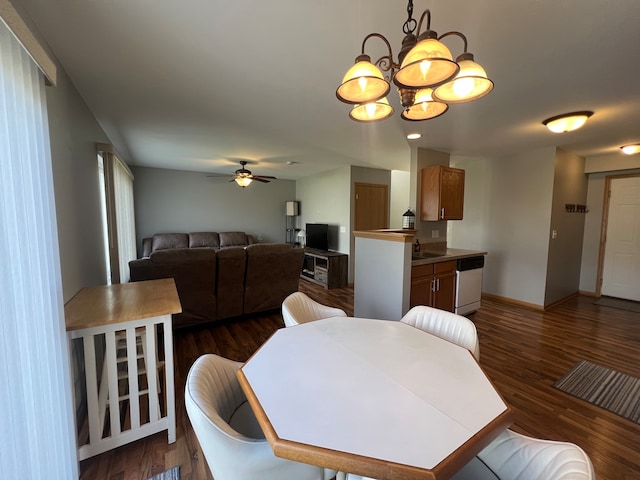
<box><xmin>251</xmin><ymin>177</ymin><xmax>271</xmax><ymax>183</ymax></box>
<box><xmin>251</xmin><ymin>175</ymin><xmax>277</xmax><ymax>180</ymax></box>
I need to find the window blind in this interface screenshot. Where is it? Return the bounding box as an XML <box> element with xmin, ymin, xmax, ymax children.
<box><xmin>112</xmin><ymin>156</ymin><xmax>136</xmax><ymax>283</ymax></box>
<box><xmin>0</xmin><ymin>19</ymin><xmax>78</xmax><ymax>479</ymax></box>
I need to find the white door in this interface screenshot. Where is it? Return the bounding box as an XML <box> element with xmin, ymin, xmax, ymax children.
<box><xmin>601</xmin><ymin>176</ymin><xmax>640</xmax><ymax>301</ymax></box>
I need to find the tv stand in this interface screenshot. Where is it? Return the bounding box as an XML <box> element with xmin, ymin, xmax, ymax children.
<box><xmin>301</xmin><ymin>248</ymin><xmax>348</xmax><ymax>289</ymax></box>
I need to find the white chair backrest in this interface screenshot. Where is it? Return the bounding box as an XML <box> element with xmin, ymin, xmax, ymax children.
<box><xmin>401</xmin><ymin>305</ymin><xmax>480</xmax><ymax>360</ymax></box>
<box><xmin>348</xmin><ymin>429</ymin><xmax>594</xmax><ymax>480</ymax></box>
<box><xmin>185</xmin><ymin>354</ymin><xmax>335</xmax><ymax>480</ymax></box>
<box><xmin>282</xmin><ymin>291</ymin><xmax>347</xmax><ymax>327</ymax></box>
<box><xmin>475</xmin><ymin>429</ymin><xmax>595</xmax><ymax>480</ymax></box>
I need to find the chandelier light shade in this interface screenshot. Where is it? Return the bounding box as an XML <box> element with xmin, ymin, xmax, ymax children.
<box><xmin>621</xmin><ymin>144</ymin><xmax>640</xmax><ymax>155</ymax></box>
<box><xmin>542</xmin><ymin>111</ymin><xmax>593</xmax><ymax>133</ymax></box>
<box><xmin>336</xmin><ymin>1</ymin><xmax>493</xmax><ymax>123</ymax></box>
<box><xmin>401</xmin><ymin>88</ymin><xmax>448</xmax><ymax>121</ymax></box>
<box><xmin>336</xmin><ymin>55</ymin><xmax>390</xmax><ymax>104</ymax></box>
<box><xmin>394</xmin><ymin>35</ymin><xmax>458</xmax><ymax>89</ymax></box>
<box><xmin>432</xmin><ymin>53</ymin><xmax>494</xmax><ymax>103</ymax></box>
<box><xmin>350</xmin><ymin>97</ymin><xmax>394</xmax><ymax>122</ymax></box>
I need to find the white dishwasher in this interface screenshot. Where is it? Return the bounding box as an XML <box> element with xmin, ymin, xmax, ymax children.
<box><xmin>455</xmin><ymin>256</ymin><xmax>484</xmax><ymax>315</ymax></box>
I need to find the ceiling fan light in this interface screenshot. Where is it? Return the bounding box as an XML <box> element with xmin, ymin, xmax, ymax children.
<box><xmin>542</xmin><ymin>111</ymin><xmax>593</xmax><ymax>133</ymax></box>
<box><xmin>621</xmin><ymin>144</ymin><xmax>640</xmax><ymax>155</ymax></box>
<box><xmin>394</xmin><ymin>34</ymin><xmax>458</xmax><ymax>89</ymax></box>
<box><xmin>336</xmin><ymin>56</ymin><xmax>390</xmax><ymax>104</ymax></box>
<box><xmin>349</xmin><ymin>97</ymin><xmax>394</xmax><ymax>122</ymax></box>
<box><xmin>235</xmin><ymin>176</ymin><xmax>252</xmax><ymax>187</ymax></box>
<box><xmin>432</xmin><ymin>58</ymin><xmax>494</xmax><ymax>103</ymax></box>
<box><xmin>401</xmin><ymin>88</ymin><xmax>448</xmax><ymax>121</ymax></box>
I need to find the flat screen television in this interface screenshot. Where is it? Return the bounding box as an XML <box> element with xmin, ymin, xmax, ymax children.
<box><xmin>305</xmin><ymin>223</ymin><xmax>328</xmax><ymax>251</ymax></box>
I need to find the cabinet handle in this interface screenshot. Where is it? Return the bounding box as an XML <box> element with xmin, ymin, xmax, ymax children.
<box><xmin>441</xmin><ymin>207</ymin><xmax>445</xmax><ymax>219</ymax></box>
<box><xmin>436</xmin><ymin>278</ymin><xmax>440</xmax><ymax>291</ymax></box>
<box><xmin>431</xmin><ymin>279</ymin><xmax>436</xmax><ymax>292</ymax></box>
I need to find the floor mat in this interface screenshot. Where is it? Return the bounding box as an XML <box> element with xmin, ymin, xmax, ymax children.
<box><xmin>553</xmin><ymin>360</ymin><xmax>640</xmax><ymax>424</ymax></box>
<box><xmin>593</xmin><ymin>296</ymin><xmax>640</xmax><ymax>313</ymax></box>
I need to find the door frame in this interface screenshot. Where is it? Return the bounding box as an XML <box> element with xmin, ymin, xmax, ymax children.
<box><xmin>596</xmin><ymin>172</ymin><xmax>640</xmax><ymax>297</ymax></box>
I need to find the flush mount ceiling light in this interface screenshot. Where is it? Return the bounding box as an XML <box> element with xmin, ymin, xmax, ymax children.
<box><xmin>336</xmin><ymin>0</ymin><xmax>493</xmax><ymax>123</ymax></box>
<box><xmin>621</xmin><ymin>144</ymin><xmax>640</xmax><ymax>155</ymax></box>
<box><xmin>542</xmin><ymin>111</ymin><xmax>593</xmax><ymax>133</ymax></box>
<box><xmin>407</xmin><ymin>132</ymin><xmax>422</xmax><ymax>140</ymax></box>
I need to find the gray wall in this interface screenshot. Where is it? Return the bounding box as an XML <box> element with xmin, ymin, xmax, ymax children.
<box><xmin>450</xmin><ymin>148</ymin><xmax>556</xmax><ymax>307</ymax></box>
<box><xmin>48</xmin><ymin>67</ymin><xmax>110</xmax><ymax>301</ymax></box>
<box><xmin>544</xmin><ymin>148</ymin><xmax>587</xmax><ymax>305</ymax></box>
<box><xmin>295</xmin><ymin>166</ymin><xmax>351</xmax><ymax>283</ymax></box>
<box><xmin>132</xmin><ymin>166</ymin><xmax>296</xmax><ymax>254</ymax></box>
<box><xmin>390</xmin><ymin>170</ymin><xmax>411</xmax><ymax>229</ymax></box>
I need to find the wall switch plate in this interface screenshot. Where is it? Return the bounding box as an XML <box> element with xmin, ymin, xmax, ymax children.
<box><xmin>431</xmin><ymin>230</ymin><xmax>440</xmax><ymax>238</ymax></box>
<box><xmin>552</xmin><ymin>230</ymin><xmax>558</xmax><ymax>239</ymax></box>
<box><xmin>340</xmin><ymin>226</ymin><xmax>346</xmax><ymax>233</ymax></box>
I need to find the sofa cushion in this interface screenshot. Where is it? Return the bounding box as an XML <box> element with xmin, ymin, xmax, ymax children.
<box><xmin>189</xmin><ymin>232</ymin><xmax>220</xmax><ymax>249</ymax></box>
<box><xmin>149</xmin><ymin>247</ymin><xmax>215</xmax><ymax>264</ymax></box>
<box><xmin>152</xmin><ymin>233</ymin><xmax>189</xmax><ymax>252</ymax></box>
<box><xmin>219</xmin><ymin>231</ymin><xmax>248</xmax><ymax>248</ymax></box>
<box><xmin>215</xmin><ymin>247</ymin><xmax>247</xmax><ymax>320</ymax></box>
<box><xmin>244</xmin><ymin>244</ymin><xmax>304</xmax><ymax>314</ymax></box>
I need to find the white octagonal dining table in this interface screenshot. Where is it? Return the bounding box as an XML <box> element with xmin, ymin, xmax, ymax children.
<box><xmin>237</xmin><ymin>316</ymin><xmax>513</xmax><ymax>480</ymax></box>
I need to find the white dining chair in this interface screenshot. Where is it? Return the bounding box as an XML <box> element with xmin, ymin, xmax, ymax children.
<box><xmin>185</xmin><ymin>354</ymin><xmax>336</xmax><ymax>480</ymax></box>
<box><xmin>451</xmin><ymin>428</ymin><xmax>595</xmax><ymax>480</ymax></box>
<box><xmin>400</xmin><ymin>305</ymin><xmax>480</xmax><ymax>361</ymax></box>
<box><xmin>344</xmin><ymin>429</ymin><xmax>594</xmax><ymax>480</ymax></box>
<box><xmin>282</xmin><ymin>291</ymin><xmax>347</xmax><ymax>327</ymax></box>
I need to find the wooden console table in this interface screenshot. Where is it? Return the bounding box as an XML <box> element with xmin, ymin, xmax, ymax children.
<box><xmin>65</xmin><ymin>278</ymin><xmax>181</xmax><ymax>461</ymax></box>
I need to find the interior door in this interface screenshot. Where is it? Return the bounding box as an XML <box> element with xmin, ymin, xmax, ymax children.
<box><xmin>601</xmin><ymin>175</ymin><xmax>640</xmax><ymax>301</ymax></box>
<box><xmin>354</xmin><ymin>183</ymin><xmax>389</xmax><ymax>231</ymax></box>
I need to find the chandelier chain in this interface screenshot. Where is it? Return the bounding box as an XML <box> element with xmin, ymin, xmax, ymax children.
<box><xmin>403</xmin><ymin>0</ymin><xmax>417</xmax><ymax>35</ymax></box>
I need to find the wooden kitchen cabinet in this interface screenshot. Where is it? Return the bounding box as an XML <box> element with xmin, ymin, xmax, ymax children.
<box><xmin>410</xmin><ymin>260</ymin><xmax>456</xmax><ymax>312</ymax></box>
<box><xmin>421</xmin><ymin>166</ymin><xmax>465</xmax><ymax>221</ymax></box>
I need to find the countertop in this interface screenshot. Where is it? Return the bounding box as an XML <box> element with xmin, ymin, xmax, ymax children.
<box><xmin>412</xmin><ymin>248</ymin><xmax>487</xmax><ymax>266</ymax></box>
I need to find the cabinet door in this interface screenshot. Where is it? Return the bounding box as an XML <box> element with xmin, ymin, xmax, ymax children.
<box><xmin>410</xmin><ymin>275</ymin><xmax>434</xmax><ymax>308</ymax></box>
<box><xmin>420</xmin><ymin>166</ymin><xmax>465</xmax><ymax>221</ymax></box>
<box><xmin>432</xmin><ymin>271</ymin><xmax>456</xmax><ymax>312</ymax></box>
<box><xmin>410</xmin><ymin>264</ymin><xmax>435</xmax><ymax>308</ymax></box>
<box><xmin>440</xmin><ymin>167</ymin><xmax>465</xmax><ymax>220</ymax></box>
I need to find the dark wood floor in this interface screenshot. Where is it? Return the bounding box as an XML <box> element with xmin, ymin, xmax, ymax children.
<box><xmin>79</xmin><ymin>281</ymin><xmax>640</xmax><ymax>480</ymax></box>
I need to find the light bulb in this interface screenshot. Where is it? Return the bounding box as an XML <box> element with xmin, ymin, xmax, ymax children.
<box><xmin>453</xmin><ymin>77</ymin><xmax>475</xmax><ymax>97</ymax></box>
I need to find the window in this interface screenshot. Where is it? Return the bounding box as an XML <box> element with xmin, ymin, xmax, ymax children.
<box><xmin>97</xmin><ymin>145</ymin><xmax>137</xmax><ymax>283</ymax></box>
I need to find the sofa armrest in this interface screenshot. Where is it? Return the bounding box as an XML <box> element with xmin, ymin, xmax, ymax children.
<box><xmin>141</xmin><ymin>238</ymin><xmax>152</xmax><ymax>258</ymax></box>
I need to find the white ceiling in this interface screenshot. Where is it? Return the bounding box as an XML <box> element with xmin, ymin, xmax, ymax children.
<box><xmin>15</xmin><ymin>0</ymin><xmax>640</xmax><ymax>180</ymax></box>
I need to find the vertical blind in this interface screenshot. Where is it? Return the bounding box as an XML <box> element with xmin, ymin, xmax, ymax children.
<box><xmin>99</xmin><ymin>149</ymin><xmax>136</xmax><ymax>284</ymax></box>
<box><xmin>0</xmin><ymin>19</ymin><xmax>78</xmax><ymax>479</ymax></box>
<box><xmin>112</xmin><ymin>156</ymin><xmax>136</xmax><ymax>283</ymax></box>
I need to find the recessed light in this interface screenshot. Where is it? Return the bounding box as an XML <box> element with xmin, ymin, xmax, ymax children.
<box><xmin>620</xmin><ymin>144</ymin><xmax>640</xmax><ymax>155</ymax></box>
<box><xmin>407</xmin><ymin>133</ymin><xmax>421</xmax><ymax>140</ymax></box>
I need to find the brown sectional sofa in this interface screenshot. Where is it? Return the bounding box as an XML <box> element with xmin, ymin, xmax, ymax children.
<box><xmin>129</xmin><ymin>232</ymin><xmax>304</xmax><ymax>328</ymax></box>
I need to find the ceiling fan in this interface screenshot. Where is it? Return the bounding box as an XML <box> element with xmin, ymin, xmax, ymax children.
<box><xmin>209</xmin><ymin>160</ymin><xmax>277</xmax><ymax>187</ymax></box>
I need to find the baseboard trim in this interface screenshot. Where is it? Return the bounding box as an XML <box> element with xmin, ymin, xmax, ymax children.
<box><xmin>579</xmin><ymin>290</ymin><xmax>598</xmax><ymax>297</ymax></box>
<box><xmin>481</xmin><ymin>293</ymin><xmax>544</xmax><ymax>312</ymax></box>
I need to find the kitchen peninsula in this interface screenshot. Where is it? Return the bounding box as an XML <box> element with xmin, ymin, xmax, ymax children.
<box><xmin>353</xmin><ymin>230</ymin><xmax>486</xmax><ymax>320</ymax></box>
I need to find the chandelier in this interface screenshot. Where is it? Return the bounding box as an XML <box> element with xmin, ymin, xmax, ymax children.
<box><xmin>336</xmin><ymin>0</ymin><xmax>493</xmax><ymax>122</ymax></box>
